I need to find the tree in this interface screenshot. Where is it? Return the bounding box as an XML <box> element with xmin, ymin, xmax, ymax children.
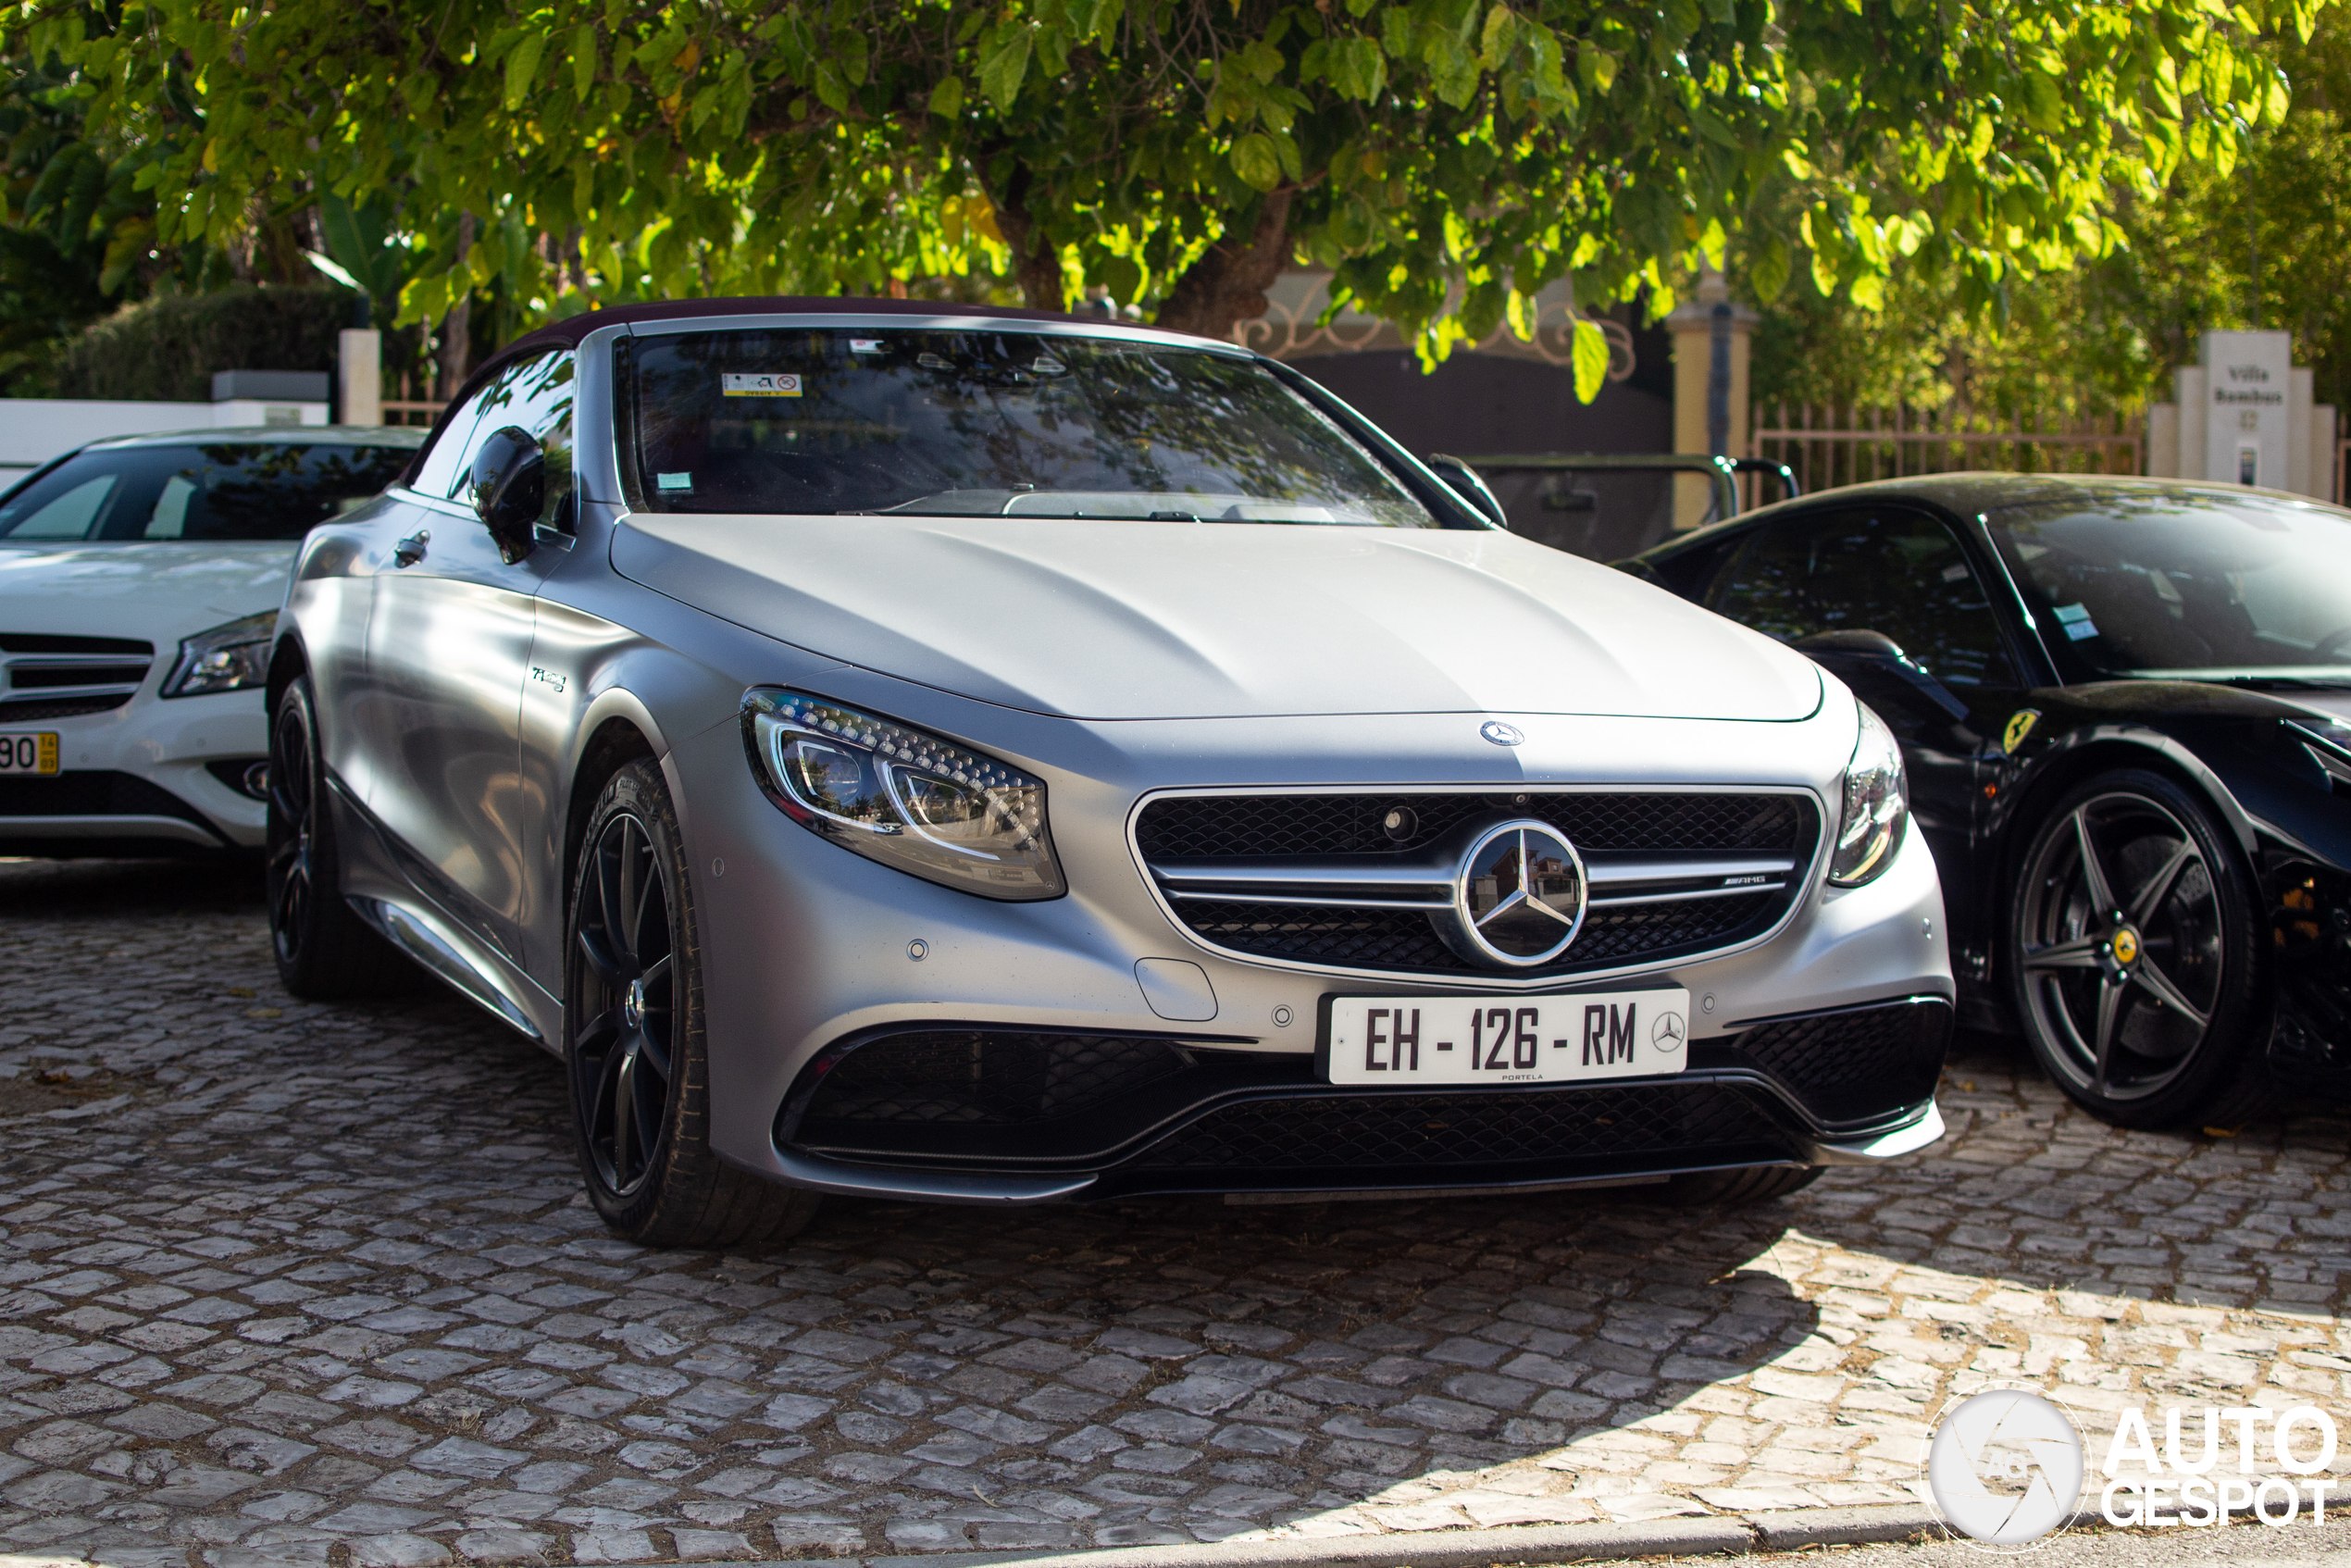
<box><xmin>1751</xmin><ymin>10</ymin><xmax>2351</xmax><ymax>421</ymax></box>
<box><xmin>21</xmin><ymin>0</ymin><xmax>2327</xmax><ymax>392</ymax></box>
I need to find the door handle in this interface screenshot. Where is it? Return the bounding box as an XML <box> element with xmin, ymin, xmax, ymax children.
<box><xmin>392</xmin><ymin>529</ymin><xmax>430</xmax><ymax>567</ymax></box>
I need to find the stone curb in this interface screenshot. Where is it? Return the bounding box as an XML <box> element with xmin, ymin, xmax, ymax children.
<box><xmin>590</xmin><ymin>1505</ymin><xmax>1948</xmax><ymax>1568</ymax></box>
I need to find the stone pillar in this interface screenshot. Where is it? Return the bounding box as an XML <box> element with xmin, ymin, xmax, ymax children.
<box><xmin>338</xmin><ymin>329</ymin><xmax>383</xmax><ymax>426</ymax></box>
<box><xmin>1668</xmin><ymin>266</ymin><xmax>1755</xmax><ymax>529</ymax></box>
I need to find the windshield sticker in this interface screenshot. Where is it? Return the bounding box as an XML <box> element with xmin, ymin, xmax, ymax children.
<box><xmin>849</xmin><ymin>339</ymin><xmax>884</xmax><ymax>354</ymax></box>
<box><xmin>2054</xmin><ymin>601</ymin><xmax>2100</xmax><ymax>640</ymax></box>
<box><xmin>655</xmin><ymin>472</ymin><xmax>694</xmax><ymax>492</ymax></box>
<box><xmin>1941</xmin><ymin>563</ymin><xmax>1971</xmax><ymax>582</ymax></box>
<box><xmin>722</xmin><ymin>373</ymin><xmax>802</xmax><ymax>398</ymax></box>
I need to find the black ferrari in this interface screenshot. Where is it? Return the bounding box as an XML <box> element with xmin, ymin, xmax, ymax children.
<box><xmin>1624</xmin><ymin>474</ymin><xmax>2351</xmax><ymax>1128</ymax></box>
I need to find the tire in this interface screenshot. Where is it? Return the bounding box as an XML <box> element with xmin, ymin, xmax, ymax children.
<box><xmin>266</xmin><ymin>675</ymin><xmax>412</xmax><ymax>998</ymax></box>
<box><xmin>1647</xmin><ymin>1165</ymin><xmax>1822</xmax><ymax>1206</ymax></box>
<box><xmin>2005</xmin><ymin>768</ymin><xmax>2272</xmax><ymax>1129</ymax></box>
<box><xmin>565</xmin><ymin>759</ymin><xmax>822</xmax><ymax>1249</ymax></box>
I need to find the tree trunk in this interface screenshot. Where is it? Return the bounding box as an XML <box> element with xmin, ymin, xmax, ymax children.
<box><xmin>437</xmin><ymin>212</ymin><xmax>476</xmax><ymax>399</ymax></box>
<box><xmin>1153</xmin><ymin>191</ymin><xmax>1295</xmax><ymax>342</ymax></box>
<box><xmin>989</xmin><ymin>168</ymin><xmax>1066</xmax><ymax>313</ymax></box>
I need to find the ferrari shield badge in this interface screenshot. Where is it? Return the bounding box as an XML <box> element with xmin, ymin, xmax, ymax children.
<box><xmin>2002</xmin><ymin>708</ymin><xmax>2042</xmax><ymax>754</ymax></box>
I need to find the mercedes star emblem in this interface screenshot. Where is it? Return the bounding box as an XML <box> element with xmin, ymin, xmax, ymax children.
<box><xmin>1480</xmin><ymin>720</ymin><xmax>1525</xmax><ymax>747</ymax></box>
<box><xmin>1650</xmin><ymin>1010</ymin><xmax>1687</xmax><ymax>1052</ymax></box>
<box><xmin>1433</xmin><ymin>817</ymin><xmax>1588</xmax><ymax>968</ymax></box>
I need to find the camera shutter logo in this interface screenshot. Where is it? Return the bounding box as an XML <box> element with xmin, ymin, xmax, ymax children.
<box><xmin>1927</xmin><ymin>1388</ymin><xmax>2085</xmax><ymax>1547</ymax></box>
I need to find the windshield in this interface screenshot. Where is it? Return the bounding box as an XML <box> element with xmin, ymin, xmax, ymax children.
<box><xmin>0</xmin><ymin>442</ymin><xmax>413</xmax><ymax>542</ymax></box>
<box><xmin>1986</xmin><ymin>489</ymin><xmax>2351</xmax><ymax>685</ymax></box>
<box><xmin>627</xmin><ymin>328</ymin><xmax>1437</xmax><ymax>526</ymax></box>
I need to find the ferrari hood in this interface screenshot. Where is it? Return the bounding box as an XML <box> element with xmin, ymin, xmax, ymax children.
<box><xmin>614</xmin><ymin>513</ymin><xmax>1824</xmax><ymax>723</ymax></box>
<box><xmin>0</xmin><ymin>541</ymin><xmax>295</xmax><ymax>640</ymax></box>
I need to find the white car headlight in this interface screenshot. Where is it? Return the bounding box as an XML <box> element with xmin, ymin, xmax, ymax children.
<box><xmin>161</xmin><ymin>611</ymin><xmax>276</xmax><ymax>699</ymax></box>
<box><xmin>741</xmin><ymin>690</ymin><xmax>1064</xmax><ymax>900</ymax></box>
<box><xmin>1828</xmin><ymin>699</ymin><xmax>1908</xmax><ymax>887</ymax></box>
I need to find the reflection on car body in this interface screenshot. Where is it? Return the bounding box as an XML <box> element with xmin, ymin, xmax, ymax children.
<box><xmin>266</xmin><ymin>298</ymin><xmax>1954</xmax><ymax>1248</ymax></box>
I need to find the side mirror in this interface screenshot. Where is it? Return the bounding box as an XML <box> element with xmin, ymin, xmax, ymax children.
<box><xmin>471</xmin><ymin>426</ymin><xmax>543</xmax><ymax>565</ymax></box>
<box><xmin>1793</xmin><ymin>629</ymin><xmax>1970</xmax><ymax>722</ymax></box>
<box><xmin>1425</xmin><ymin>454</ymin><xmax>1508</xmax><ymax>528</ymax></box>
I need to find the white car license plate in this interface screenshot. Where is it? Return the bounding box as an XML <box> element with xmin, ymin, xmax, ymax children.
<box><xmin>1325</xmin><ymin>989</ymin><xmax>1690</xmax><ymax>1086</ymax></box>
<box><xmin>0</xmin><ymin>732</ymin><xmax>58</xmax><ymax>776</ymax></box>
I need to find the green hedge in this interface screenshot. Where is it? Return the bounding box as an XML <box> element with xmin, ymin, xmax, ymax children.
<box><xmin>47</xmin><ymin>284</ymin><xmax>355</xmax><ymax>401</ymax></box>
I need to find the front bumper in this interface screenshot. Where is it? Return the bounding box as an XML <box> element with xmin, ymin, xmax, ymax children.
<box><xmin>0</xmin><ymin>691</ymin><xmax>267</xmax><ymax>855</ymax></box>
<box><xmin>753</xmin><ymin>996</ymin><xmax>1950</xmax><ymax>1204</ymax></box>
<box><xmin>675</xmin><ymin>698</ymin><xmax>1955</xmax><ymax>1203</ymax></box>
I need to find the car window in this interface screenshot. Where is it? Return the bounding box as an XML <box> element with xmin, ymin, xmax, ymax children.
<box><xmin>1986</xmin><ymin>490</ymin><xmax>2351</xmax><ymax>682</ymax></box>
<box><xmin>626</xmin><ymin>328</ymin><xmax>1436</xmax><ymax>525</ymax></box>
<box><xmin>0</xmin><ymin>443</ymin><xmax>416</xmax><ymax>542</ymax></box>
<box><xmin>1707</xmin><ymin>507</ymin><xmax>2017</xmax><ymax>688</ymax></box>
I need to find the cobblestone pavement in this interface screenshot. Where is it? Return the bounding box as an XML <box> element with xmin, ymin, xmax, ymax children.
<box><xmin>6</xmin><ymin>858</ymin><xmax>2351</xmax><ymax>1568</ymax></box>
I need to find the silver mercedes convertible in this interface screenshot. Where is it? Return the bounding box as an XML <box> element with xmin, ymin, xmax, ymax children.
<box><xmin>266</xmin><ymin>299</ymin><xmax>1950</xmax><ymax>1246</ymax></box>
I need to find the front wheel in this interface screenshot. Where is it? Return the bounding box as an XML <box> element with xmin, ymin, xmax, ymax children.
<box><xmin>2005</xmin><ymin>769</ymin><xmax>2271</xmax><ymax>1128</ymax></box>
<box><xmin>565</xmin><ymin>759</ymin><xmax>821</xmax><ymax>1249</ymax></box>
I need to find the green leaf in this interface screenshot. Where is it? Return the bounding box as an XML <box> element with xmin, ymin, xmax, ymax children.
<box><xmin>504</xmin><ymin>31</ymin><xmax>544</xmax><ymax>110</ymax></box>
<box><xmin>979</xmin><ymin>24</ymin><xmax>1032</xmax><ymax>111</ymax></box>
<box><xmin>1571</xmin><ymin>317</ymin><xmax>1608</xmax><ymax>403</ymax></box>
<box><xmin>571</xmin><ymin>25</ymin><xmax>597</xmax><ymax>101</ymax></box>
<box><xmin>1232</xmin><ymin>132</ymin><xmax>1281</xmax><ymax>191</ymax></box>
<box><xmin>1749</xmin><ymin>236</ymin><xmax>1791</xmax><ymax>302</ymax></box>
<box><xmin>929</xmin><ymin>75</ymin><xmax>965</xmax><ymax>118</ymax></box>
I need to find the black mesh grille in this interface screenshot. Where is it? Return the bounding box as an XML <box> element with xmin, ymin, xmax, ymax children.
<box><xmin>0</xmin><ymin>770</ymin><xmax>211</xmax><ymax>827</ymax></box>
<box><xmin>0</xmin><ymin>633</ymin><xmax>152</xmax><ymax>654</ymax></box>
<box><xmin>1124</xmin><ymin>1081</ymin><xmax>1791</xmax><ymax>1173</ymax></box>
<box><xmin>1138</xmin><ymin>790</ymin><xmax>1808</xmax><ymax>860</ymax></box>
<box><xmin>788</xmin><ymin>1031</ymin><xmax>1307</xmax><ymax>1164</ymax></box>
<box><xmin>1722</xmin><ymin>999</ymin><xmax>1951</xmax><ymax>1125</ymax></box>
<box><xmin>1170</xmin><ymin>894</ymin><xmax>1773</xmax><ymax>978</ymax></box>
<box><xmin>807</xmin><ymin>1032</ymin><xmax>1200</xmax><ymax>1126</ymax></box>
<box><xmin>0</xmin><ymin>693</ymin><xmax>133</xmax><ymax>723</ymax></box>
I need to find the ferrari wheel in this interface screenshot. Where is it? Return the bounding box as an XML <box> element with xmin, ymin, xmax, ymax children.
<box><xmin>2007</xmin><ymin>769</ymin><xmax>2270</xmax><ymax>1128</ymax></box>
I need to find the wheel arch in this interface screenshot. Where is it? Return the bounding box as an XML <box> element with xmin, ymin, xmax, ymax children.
<box><xmin>561</xmin><ymin>701</ymin><xmax>665</xmax><ymax>924</ymax></box>
<box><xmin>1996</xmin><ymin>725</ymin><xmax>2259</xmax><ymax>879</ymax></box>
<box><xmin>265</xmin><ymin>630</ymin><xmax>308</xmax><ymax>716</ymax></box>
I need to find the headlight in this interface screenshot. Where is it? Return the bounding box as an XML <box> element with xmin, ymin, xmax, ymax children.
<box><xmin>740</xmin><ymin>690</ymin><xmax>1064</xmax><ymax>901</ymax></box>
<box><xmin>1829</xmin><ymin>699</ymin><xmax>1908</xmax><ymax>887</ymax></box>
<box><xmin>161</xmin><ymin>611</ymin><xmax>275</xmax><ymax>699</ymax></box>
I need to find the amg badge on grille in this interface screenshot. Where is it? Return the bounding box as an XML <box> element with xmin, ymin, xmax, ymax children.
<box><xmin>1437</xmin><ymin>818</ymin><xmax>1587</xmax><ymax>968</ymax></box>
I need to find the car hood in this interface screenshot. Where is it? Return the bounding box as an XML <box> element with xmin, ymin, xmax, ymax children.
<box><xmin>614</xmin><ymin>514</ymin><xmax>1823</xmax><ymax>722</ymax></box>
<box><xmin>0</xmin><ymin>541</ymin><xmax>295</xmax><ymax>638</ymax></box>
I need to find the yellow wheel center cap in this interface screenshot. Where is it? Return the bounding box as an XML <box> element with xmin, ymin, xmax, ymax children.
<box><xmin>2110</xmin><ymin>927</ymin><xmax>2140</xmax><ymax>966</ymax></box>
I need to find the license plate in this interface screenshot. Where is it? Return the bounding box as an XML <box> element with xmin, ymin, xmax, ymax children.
<box><xmin>1324</xmin><ymin>989</ymin><xmax>1690</xmax><ymax>1086</ymax></box>
<box><xmin>0</xmin><ymin>732</ymin><xmax>58</xmax><ymax>776</ymax></box>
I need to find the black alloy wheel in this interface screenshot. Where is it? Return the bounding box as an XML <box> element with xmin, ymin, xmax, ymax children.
<box><xmin>573</xmin><ymin>808</ymin><xmax>678</xmax><ymax>1197</ymax></box>
<box><xmin>265</xmin><ymin>675</ymin><xmax>408</xmax><ymax>998</ymax></box>
<box><xmin>564</xmin><ymin>760</ymin><xmax>821</xmax><ymax>1247</ymax></box>
<box><xmin>2008</xmin><ymin>769</ymin><xmax>2270</xmax><ymax>1128</ymax></box>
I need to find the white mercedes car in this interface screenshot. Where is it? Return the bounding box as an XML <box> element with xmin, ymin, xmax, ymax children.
<box><xmin>0</xmin><ymin>427</ymin><xmax>421</xmax><ymax>856</ymax></box>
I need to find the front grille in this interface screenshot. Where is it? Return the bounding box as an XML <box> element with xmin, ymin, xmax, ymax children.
<box><xmin>0</xmin><ymin>770</ymin><xmax>214</xmax><ymax>829</ymax></box>
<box><xmin>0</xmin><ymin>634</ymin><xmax>153</xmax><ymax>719</ymax></box>
<box><xmin>0</xmin><ymin>633</ymin><xmax>152</xmax><ymax>655</ymax></box>
<box><xmin>0</xmin><ymin>694</ymin><xmax>133</xmax><ymax>723</ymax></box>
<box><xmin>1719</xmin><ymin>998</ymin><xmax>1951</xmax><ymax>1126</ymax></box>
<box><xmin>1138</xmin><ymin>790</ymin><xmax>1819</xmax><ymax>979</ymax></box>
<box><xmin>1138</xmin><ymin>790</ymin><xmax>1809</xmax><ymax>859</ymax></box>
<box><xmin>1120</xmin><ymin>1080</ymin><xmax>1794</xmax><ymax>1176</ymax></box>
